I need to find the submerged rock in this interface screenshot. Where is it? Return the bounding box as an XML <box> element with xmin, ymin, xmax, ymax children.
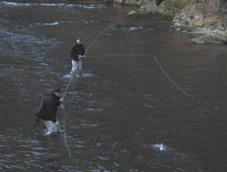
<box><xmin>191</xmin><ymin>29</ymin><xmax>227</xmax><ymax>44</ymax></box>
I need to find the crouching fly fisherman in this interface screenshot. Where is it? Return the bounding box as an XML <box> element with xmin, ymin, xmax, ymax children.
<box><xmin>35</xmin><ymin>88</ymin><xmax>64</xmax><ymax>136</ymax></box>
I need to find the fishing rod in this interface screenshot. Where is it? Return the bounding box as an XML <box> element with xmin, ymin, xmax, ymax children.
<box><xmin>60</xmin><ymin>21</ymin><xmax>192</xmax><ymax>158</ymax></box>
<box><xmin>85</xmin><ymin>22</ymin><xmax>117</xmax><ymax>55</ymax></box>
<box><xmin>60</xmin><ymin>22</ymin><xmax>117</xmax><ymax>158</ymax></box>
<box><xmin>120</xmin><ymin>21</ymin><xmax>145</xmax><ymax>91</ymax></box>
<box><xmin>62</xmin><ymin>22</ymin><xmax>117</xmax><ymax>99</ymax></box>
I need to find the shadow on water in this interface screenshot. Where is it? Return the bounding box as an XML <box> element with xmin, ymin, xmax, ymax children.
<box><xmin>1</xmin><ymin>0</ymin><xmax>227</xmax><ymax>172</ymax></box>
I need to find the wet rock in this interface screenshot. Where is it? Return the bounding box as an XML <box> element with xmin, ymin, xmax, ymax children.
<box><xmin>191</xmin><ymin>29</ymin><xmax>227</xmax><ymax>44</ymax></box>
<box><xmin>115</xmin><ymin>0</ymin><xmax>227</xmax><ymax>44</ymax></box>
<box><xmin>172</xmin><ymin>3</ymin><xmax>227</xmax><ymax>45</ymax></box>
<box><xmin>114</xmin><ymin>0</ymin><xmax>146</xmax><ymax>6</ymax></box>
<box><xmin>128</xmin><ymin>0</ymin><xmax>172</xmax><ymax>17</ymax></box>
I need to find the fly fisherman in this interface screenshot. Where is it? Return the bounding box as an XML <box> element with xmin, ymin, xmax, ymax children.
<box><xmin>70</xmin><ymin>37</ymin><xmax>86</xmax><ymax>76</ymax></box>
<box><xmin>35</xmin><ymin>88</ymin><xmax>64</xmax><ymax>136</ymax></box>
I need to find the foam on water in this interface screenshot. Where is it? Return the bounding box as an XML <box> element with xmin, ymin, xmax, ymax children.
<box><xmin>43</xmin><ymin>21</ymin><xmax>59</xmax><ymax>26</ymax></box>
<box><xmin>151</xmin><ymin>143</ymin><xmax>166</xmax><ymax>151</ymax></box>
<box><xmin>1</xmin><ymin>1</ymin><xmax>106</xmax><ymax>9</ymax></box>
<box><xmin>1</xmin><ymin>1</ymin><xmax>31</xmax><ymax>6</ymax></box>
<box><xmin>84</xmin><ymin>108</ymin><xmax>105</xmax><ymax>112</ymax></box>
<box><xmin>63</xmin><ymin>73</ymin><xmax>98</xmax><ymax>79</ymax></box>
<box><xmin>82</xmin><ymin>72</ymin><xmax>98</xmax><ymax>78</ymax></box>
<box><xmin>63</xmin><ymin>74</ymin><xmax>72</xmax><ymax>79</ymax></box>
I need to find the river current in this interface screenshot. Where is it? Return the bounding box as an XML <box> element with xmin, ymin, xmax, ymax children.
<box><xmin>0</xmin><ymin>0</ymin><xmax>227</xmax><ymax>172</ymax></box>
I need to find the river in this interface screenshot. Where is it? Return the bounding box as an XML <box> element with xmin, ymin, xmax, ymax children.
<box><xmin>0</xmin><ymin>0</ymin><xmax>227</xmax><ymax>172</ymax></box>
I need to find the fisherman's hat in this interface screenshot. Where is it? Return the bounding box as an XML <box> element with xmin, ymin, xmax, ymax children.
<box><xmin>53</xmin><ymin>87</ymin><xmax>62</xmax><ymax>93</ymax></box>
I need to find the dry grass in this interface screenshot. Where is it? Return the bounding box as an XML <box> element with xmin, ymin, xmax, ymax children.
<box><xmin>175</xmin><ymin>0</ymin><xmax>227</xmax><ymax>29</ymax></box>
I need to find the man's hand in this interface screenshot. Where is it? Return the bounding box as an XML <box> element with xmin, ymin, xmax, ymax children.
<box><xmin>55</xmin><ymin>121</ymin><xmax>59</xmax><ymax>126</ymax></box>
<box><xmin>60</xmin><ymin>98</ymin><xmax>64</xmax><ymax>103</ymax></box>
<box><xmin>79</xmin><ymin>55</ymin><xmax>86</xmax><ymax>59</ymax></box>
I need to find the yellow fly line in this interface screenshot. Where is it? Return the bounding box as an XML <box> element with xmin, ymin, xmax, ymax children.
<box><xmin>153</xmin><ymin>55</ymin><xmax>191</xmax><ymax>96</ymax></box>
<box><xmin>61</xmin><ymin>21</ymin><xmax>191</xmax><ymax>158</ymax></box>
<box><xmin>89</xmin><ymin>54</ymin><xmax>191</xmax><ymax>97</ymax></box>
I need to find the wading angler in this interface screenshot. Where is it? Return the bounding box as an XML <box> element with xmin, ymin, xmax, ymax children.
<box><xmin>70</xmin><ymin>37</ymin><xmax>86</xmax><ymax>76</ymax></box>
<box><xmin>35</xmin><ymin>88</ymin><xmax>64</xmax><ymax>136</ymax></box>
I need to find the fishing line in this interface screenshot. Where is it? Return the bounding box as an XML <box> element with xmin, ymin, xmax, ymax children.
<box><xmin>153</xmin><ymin>55</ymin><xmax>191</xmax><ymax>96</ymax></box>
<box><xmin>89</xmin><ymin>54</ymin><xmax>191</xmax><ymax>96</ymax></box>
<box><xmin>60</xmin><ymin>22</ymin><xmax>117</xmax><ymax>158</ymax></box>
<box><xmin>61</xmin><ymin>104</ymin><xmax>73</xmax><ymax>158</ymax></box>
<box><xmin>120</xmin><ymin>21</ymin><xmax>145</xmax><ymax>90</ymax></box>
<box><xmin>62</xmin><ymin>22</ymin><xmax>117</xmax><ymax>99</ymax></box>
<box><xmin>85</xmin><ymin>22</ymin><xmax>116</xmax><ymax>55</ymax></box>
<box><xmin>153</xmin><ymin>56</ymin><xmax>215</xmax><ymax>117</ymax></box>
<box><xmin>60</xmin><ymin>22</ymin><xmax>191</xmax><ymax>157</ymax></box>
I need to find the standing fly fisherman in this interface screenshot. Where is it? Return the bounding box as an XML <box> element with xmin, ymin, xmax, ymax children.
<box><xmin>70</xmin><ymin>37</ymin><xmax>86</xmax><ymax>76</ymax></box>
<box><xmin>35</xmin><ymin>88</ymin><xmax>64</xmax><ymax>136</ymax></box>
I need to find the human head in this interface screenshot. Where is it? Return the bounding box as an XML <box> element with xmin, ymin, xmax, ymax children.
<box><xmin>53</xmin><ymin>87</ymin><xmax>62</xmax><ymax>97</ymax></box>
<box><xmin>77</xmin><ymin>37</ymin><xmax>82</xmax><ymax>44</ymax></box>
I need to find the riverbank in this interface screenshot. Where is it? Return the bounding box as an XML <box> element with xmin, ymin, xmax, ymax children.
<box><xmin>107</xmin><ymin>0</ymin><xmax>227</xmax><ymax>45</ymax></box>
<box><xmin>171</xmin><ymin>1</ymin><xmax>227</xmax><ymax>44</ymax></box>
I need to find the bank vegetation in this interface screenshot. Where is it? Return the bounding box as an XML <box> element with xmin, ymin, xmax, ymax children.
<box><xmin>102</xmin><ymin>0</ymin><xmax>227</xmax><ymax>44</ymax></box>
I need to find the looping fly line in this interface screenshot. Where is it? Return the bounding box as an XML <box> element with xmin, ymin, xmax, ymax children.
<box><xmin>61</xmin><ymin>21</ymin><xmax>191</xmax><ymax>158</ymax></box>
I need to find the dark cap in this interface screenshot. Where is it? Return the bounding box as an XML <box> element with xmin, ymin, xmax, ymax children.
<box><xmin>77</xmin><ymin>37</ymin><xmax>82</xmax><ymax>41</ymax></box>
<box><xmin>53</xmin><ymin>87</ymin><xmax>62</xmax><ymax>93</ymax></box>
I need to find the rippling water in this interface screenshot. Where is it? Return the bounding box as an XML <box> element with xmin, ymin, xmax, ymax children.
<box><xmin>1</xmin><ymin>0</ymin><xmax>227</xmax><ymax>172</ymax></box>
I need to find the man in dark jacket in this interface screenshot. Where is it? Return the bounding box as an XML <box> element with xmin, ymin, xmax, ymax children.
<box><xmin>35</xmin><ymin>88</ymin><xmax>64</xmax><ymax>136</ymax></box>
<box><xmin>70</xmin><ymin>37</ymin><xmax>86</xmax><ymax>76</ymax></box>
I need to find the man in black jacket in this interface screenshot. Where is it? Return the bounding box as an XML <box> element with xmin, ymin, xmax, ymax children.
<box><xmin>70</xmin><ymin>37</ymin><xmax>86</xmax><ymax>76</ymax></box>
<box><xmin>35</xmin><ymin>88</ymin><xmax>64</xmax><ymax>136</ymax></box>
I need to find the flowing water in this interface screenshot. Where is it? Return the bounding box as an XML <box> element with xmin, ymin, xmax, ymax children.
<box><xmin>1</xmin><ymin>0</ymin><xmax>227</xmax><ymax>171</ymax></box>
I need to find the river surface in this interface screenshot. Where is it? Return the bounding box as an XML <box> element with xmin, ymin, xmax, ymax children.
<box><xmin>1</xmin><ymin>0</ymin><xmax>227</xmax><ymax>172</ymax></box>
